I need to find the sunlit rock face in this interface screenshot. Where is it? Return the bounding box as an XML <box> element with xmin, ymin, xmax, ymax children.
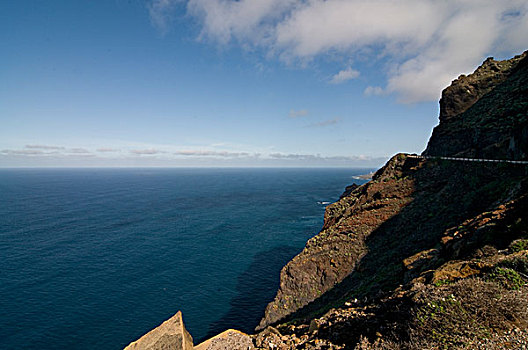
<box><xmin>124</xmin><ymin>311</ymin><xmax>193</xmax><ymax>350</ymax></box>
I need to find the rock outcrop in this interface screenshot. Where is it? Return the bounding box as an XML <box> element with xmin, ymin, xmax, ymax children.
<box><xmin>438</xmin><ymin>53</ymin><xmax>526</xmax><ymax>123</ymax></box>
<box><xmin>124</xmin><ymin>311</ymin><xmax>193</xmax><ymax>350</ymax></box>
<box><xmin>194</xmin><ymin>330</ymin><xmax>254</xmax><ymax>350</ymax></box>
<box><xmin>423</xmin><ymin>51</ymin><xmax>528</xmax><ymax>160</ymax></box>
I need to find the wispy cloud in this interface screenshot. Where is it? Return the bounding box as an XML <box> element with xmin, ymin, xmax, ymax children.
<box><xmin>1</xmin><ymin>149</ymin><xmax>47</xmax><ymax>155</ymax></box>
<box><xmin>269</xmin><ymin>153</ymin><xmax>318</xmax><ymax>160</ymax></box>
<box><xmin>174</xmin><ymin>150</ymin><xmax>251</xmax><ymax>157</ymax></box>
<box><xmin>160</xmin><ymin>0</ymin><xmax>528</xmax><ymax>103</ymax></box>
<box><xmin>1</xmin><ymin>145</ymin><xmax>387</xmax><ymax>167</ymax></box>
<box><xmin>308</xmin><ymin>117</ymin><xmax>341</xmax><ymax>128</ymax></box>
<box><xmin>289</xmin><ymin>109</ymin><xmax>309</xmax><ymax>118</ymax></box>
<box><xmin>364</xmin><ymin>86</ymin><xmax>384</xmax><ymax>96</ymax></box>
<box><xmin>96</xmin><ymin>148</ymin><xmax>120</xmax><ymax>153</ymax></box>
<box><xmin>130</xmin><ymin>149</ymin><xmax>165</xmax><ymax>155</ymax></box>
<box><xmin>25</xmin><ymin>144</ymin><xmax>65</xmax><ymax>150</ymax></box>
<box><xmin>330</xmin><ymin>67</ymin><xmax>360</xmax><ymax>84</ymax></box>
<box><xmin>67</xmin><ymin>148</ymin><xmax>91</xmax><ymax>154</ymax></box>
<box><xmin>3</xmin><ymin>146</ymin><xmax>94</xmax><ymax>156</ymax></box>
<box><xmin>148</xmin><ymin>0</ymin><xmax>181</xmax><ymax>33</ymax></box>
<box><xmin>269</xmin><ymin>153</ymin><xmax>377</xmax><ymax>162</ymax></box>
<box><xmin>187</xmin><ymin>0</ymin><xmax>297</xmax><ymax>44</ymax></box>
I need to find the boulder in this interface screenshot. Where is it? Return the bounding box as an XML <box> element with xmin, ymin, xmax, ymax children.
<box><xmin>194</xmin><ymin>329</ymin><xmax>254</xmax><ymax>350</ymax></box>
<box><xmin>124</xmin><ymin>311</ymin><xmax>193</xmax><ymax>350</ymax></box>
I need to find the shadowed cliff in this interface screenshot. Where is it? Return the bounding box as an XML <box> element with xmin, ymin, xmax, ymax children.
<box><xmin>257</xmin><ymin>52</ymin><xmax>528</xmax><ymax>343</ymax></box>
<box><xmin>423</xmin><ymin>51</ymin><xmax>528</xmax><ymax>160</ymax></box>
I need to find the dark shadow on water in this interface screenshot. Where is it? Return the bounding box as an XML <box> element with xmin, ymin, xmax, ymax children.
<box><xmin>201</xmin><ymin>245</ymin><xmax>300</xmax><ymax>343</ymax></box>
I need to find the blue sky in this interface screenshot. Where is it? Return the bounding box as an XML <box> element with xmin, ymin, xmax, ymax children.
<box><xmin>1</xmin><ymin>1</ymin><xmax>527</xmax><ymax>167</ymax></box>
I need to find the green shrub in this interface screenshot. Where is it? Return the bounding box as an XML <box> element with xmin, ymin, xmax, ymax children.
<box><xmin>433</xmin><ymin>279</ymin><xmax>453</xmax><ymax>287</ymax></box>
<box><xmin>487</xmin><ymin>267</ymin><xmax>525</xmax><ymax>290</ymax></box>
<box><xmin>509</xmin><ymin>239</ymin><xmax>528</xmax><ymax>253</ymax></box>
<box><xmin>499</xmin><ymin>255</ymin><xmax>528</xmax><ymax>275</ymax></box>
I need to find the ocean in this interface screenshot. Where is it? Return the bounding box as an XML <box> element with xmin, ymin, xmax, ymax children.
<box><xmin>0</xmin><ymin>168</ymin><xmax>371</xmax><ymax>349</ymax></box>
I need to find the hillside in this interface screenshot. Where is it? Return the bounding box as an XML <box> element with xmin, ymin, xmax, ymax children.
<box><xmin>257</xmin><ymin>51</ymin><xmax>528</xmax><ymax>332</ymax></box>
<box><xmin>124</xmin><ymin>51</ymin><xmax>528</xmax><ymax>349</ymax></box>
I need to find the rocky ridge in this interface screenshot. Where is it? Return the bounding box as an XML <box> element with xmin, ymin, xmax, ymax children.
<box><xmin>423</xmin><ymin>51</ymin><xmax>528</xmax><ymax>159</ymax></box>
<box><xmin>125</xmin><ymin>51</ymin><xmax>528</xmax><ymax>349</ymax></box>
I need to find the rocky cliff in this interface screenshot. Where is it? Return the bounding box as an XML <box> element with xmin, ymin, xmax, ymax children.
<box><xmin>125</xmin><ymin>51</ymin><xmax>528</xmax><ymax>349</ymax></box>
<box><xmin>251</xmin><ymin>51</ymin><xmax>528</xmax><ymax>348</ymax></box>
<box><xmin>423</xmin><ymin>51</ymin><xmax>528</xmax><ymax>160</ymax></box>
<box><xmin>258</xmin><ymin>154</ymin><xmax>527</xmax><ymax>331</ymax></box>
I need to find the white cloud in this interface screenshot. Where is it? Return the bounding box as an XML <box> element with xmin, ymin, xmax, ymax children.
<box><xmin>68</xmin><ymin>148</ymin><xmax>91</xmax><ymax>154</ymax></box>
<box><xmin>130</xmin><ymin>149</ymin><xmax>165</xmax><ymax>155</ymax></box>
<box><xmin>148</xmin><ymin>0</ymin><xmax>181</xmax><ymax>33</ymax></box>
<box><xmin>154</xmin><ymin>0</ymin><xmax>528</xmax><ymax>103</ymax></box>
<box><xmin>274</xmin><ymin>0</ymin><xmax>441</xmax><ymax>57</ymax></box>
<box><xmin>289</xmin><ymin>109</ymin><xmax>309</xmax><ymax>118</ymax></box>
<box><xmin>2</xmin><ymin>149</ymin><xmax>47</xmax><ymax>155</ymax></box>
<box><xmin>25</xmin><ymin>144</ymin><xmax>65</xmax><ymax>150</ymax></box>
<box><xmin>187</xmin><ymin>0</ymin><xmax>297</xmax><ymax>45</ymax></box>
<box><xmin>268</xmin><ymin>153</ymin><xmax>379</xmax><ymax>162</ymax></box>
<box><xmin>330</xmin><ymin>67</ymin><xmax>360</xmax><ymax>84</ymax></box>
<box><xmin>96</xmin><ymin>148</ymin><xmax>120</xmax><ymax>153</ymax></box>
<box><xmin>1</xmin><ymin>145</ymin><xmax>387</xmax><ymax>167</ymax></box>
<box><xmin>364</xmin><ymin>86</ymin><xmax>384</xmax><ymax>96</ymax></box>
<box><xmin>174</xmin><ymin>150</ymin><xmax>251</xmax><ymax>157</ymax></box>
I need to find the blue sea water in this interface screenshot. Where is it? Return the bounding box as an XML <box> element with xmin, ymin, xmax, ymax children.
<box><xmin>0</xmin><ymin>168</ymin><xmax>371</xmax><ymax>349</ymax></box>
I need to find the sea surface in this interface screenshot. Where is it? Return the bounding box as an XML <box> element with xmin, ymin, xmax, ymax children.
<box><xmin>0</xmin><ymin>168</ymin><xmax>371</xmax><ymax>349</ymax></box>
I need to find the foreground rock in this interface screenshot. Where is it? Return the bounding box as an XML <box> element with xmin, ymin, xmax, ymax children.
<box><xmin>124</xmin><ymin>311</ymin><xmax>193</xmax><ymax>350</ymax></box>
<box><xmin>194</xmin><ymin>329</ymin><xmax>254</xmax><ymax>350</ymax></box>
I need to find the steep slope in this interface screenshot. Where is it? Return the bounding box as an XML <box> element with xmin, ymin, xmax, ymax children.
<box><xmin>254</xmin><ymin>178</ymin><xmax>528</xmax><ymax>349</ymax></box>
<box><xmin>258</xmin><ymin>52</ymin><xmax>528</xmax><ymax>332</ymax></box>
<box><xmin>258</xmin><ymin>154</ymin><xmax>527</xmax><ymax>330</ymax></box>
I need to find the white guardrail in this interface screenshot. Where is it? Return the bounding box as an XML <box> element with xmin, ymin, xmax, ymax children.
<box><xmin>407</xmin><ymin>154</ymin><xmax>528</xmax><ymax>165</ymax></box>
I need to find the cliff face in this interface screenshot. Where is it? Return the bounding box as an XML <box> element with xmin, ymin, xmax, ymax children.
<box><xmin>253</xmin><ymin>178</ymin><xmax>528</xmax><ymax>348</ymax></box>
<box><xmin>423</xmin><ymin>51</ymin><xmax>528</xmax><ymax>159</ymax></box>
<box><xmin>258</xmin><ymin>154</ymin><xmax>527</xmax><ymax>330</ymax></box>
<box><xmin>257</xmin><ymin>51</ymin><xmax>528</xmax><ymax>340</ymax></box>
<box><xmin>438</xmin><ymin>54</ymin><xmax>526</xmax><ymax>123</ymax></box>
